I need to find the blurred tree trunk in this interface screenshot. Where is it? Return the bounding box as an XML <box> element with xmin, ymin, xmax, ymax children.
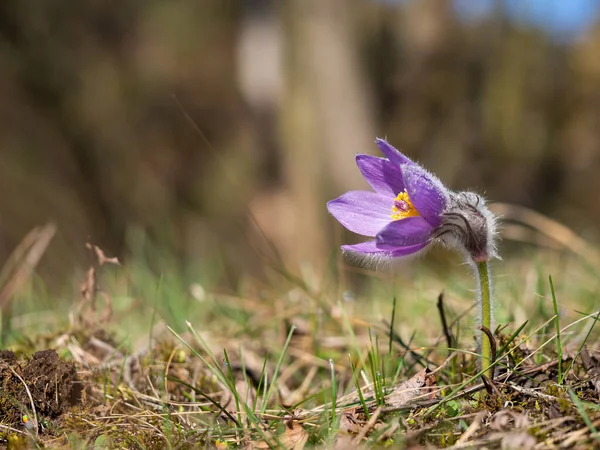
<box><xmin>276</xmin><ymin>0</ymin><xmax>375</xmax><ymax>275</ymax></box>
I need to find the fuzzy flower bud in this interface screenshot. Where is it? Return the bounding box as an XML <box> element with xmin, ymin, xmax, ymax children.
<box><xmin>437</xmin><ymin>191</ymin><xmax>498</xmax><ymax>263</ymax></box>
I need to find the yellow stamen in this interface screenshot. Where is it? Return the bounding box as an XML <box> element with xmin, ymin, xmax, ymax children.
<box><xmin>391</xmin><ymin>190</ymin><xmax>420</xmax><ymax>220</ymax></box>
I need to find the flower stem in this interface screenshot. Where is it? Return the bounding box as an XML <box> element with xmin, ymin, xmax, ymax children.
<box><xmin>477</xmin><ymin>260</ymin><xmax>493</xmax><ymax>378</ymax></box>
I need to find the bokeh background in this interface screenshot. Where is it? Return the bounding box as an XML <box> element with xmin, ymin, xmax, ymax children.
<box><xmin>1</xmin><ymin>0</ymin><xmax>600</xmax><ymax>292</ymax></box>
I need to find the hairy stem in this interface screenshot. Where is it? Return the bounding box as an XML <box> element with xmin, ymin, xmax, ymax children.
<box><xmin>477</xmin><ymin>260</ymin><xmax>493</xmax><ymax>378</ymax></box>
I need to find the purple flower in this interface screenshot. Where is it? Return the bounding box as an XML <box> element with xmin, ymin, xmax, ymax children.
<box><xmin>327</xmin><ymin>139</ymin><xmax>497</xmax><ymax>262</ymax></box>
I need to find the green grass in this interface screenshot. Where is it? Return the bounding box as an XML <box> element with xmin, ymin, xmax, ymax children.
<box><xmin>549</xmin><ymin>275</ymin><xmax>564</xmax><ymax>384</ymax></box>
<box><xmin>0</xmin><ymin>241</ymin><xmax>599</xmax><ymax>448</ymax></box>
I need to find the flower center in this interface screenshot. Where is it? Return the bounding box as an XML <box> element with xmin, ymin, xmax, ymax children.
<box><xmin>391</xmin><ymin>190</ymin><xmax>420</xmax><ymax>220</ymax></box>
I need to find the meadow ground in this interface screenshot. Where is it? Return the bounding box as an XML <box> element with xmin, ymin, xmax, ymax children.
<box><xmin>0</xmin><ymin>208</ymin><xmax>599</xmax><ymax>449</ymax></box>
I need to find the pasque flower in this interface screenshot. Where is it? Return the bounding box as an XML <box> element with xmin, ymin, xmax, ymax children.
<box><xmin>328</xmin><ymin>138</ymin><xmax>499</xmax><ymax>378</ymax></box>
<box><xmin>327</xmin><ymin>139</ymin><xmax>496</xmax><ymax>263</ymax></box>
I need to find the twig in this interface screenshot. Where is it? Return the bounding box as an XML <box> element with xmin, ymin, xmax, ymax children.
<box><xmin>506</xmin><ymin>382</ymin><xmax>559</xmax><ymax>402</ymax></box>
<box><xmin>481</xmin><ymin>374</ymin><xmax>504</xmax><ymax>400</ymax></box>
<box><xmin>479</xmin><ymin>326</ymin><xmax>497</xmax><ymax>380</ymax></box>
<box><xmin>0</xmin><ymin>423</ymin><xmax>26</xmax><ymax>435</ymax></box>
<box><xmin>437</xmin><ymin>293</ymin><xmax>454</xmax><ymax>356</ymax></box>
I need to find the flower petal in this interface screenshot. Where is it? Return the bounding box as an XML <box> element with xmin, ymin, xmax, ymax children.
<box><xmin>389</xmin><ymin>242</ymin><xmax>429</xmax><ymax>257</ymax></box>
<box><xmin>341</xmin><ymin>240</ymin><xmax>428</xmax><ymax>258</ymax></box>
<box><xmin>402</xmin><ymin>164</ymin><xmax>449</xmax><ymax>228</ymax></box>
<box><xmin>376</xmin><ymin>216</ymin><xmax>434</xmax><ymax>247</ymax></box>
<box><xmin>327</xmin><ymin>191</ymin><xmax>392</xmax><ymax>237</ymax></box>
<box><xmin>356</xmin><ymin>154</ymin><xmax>405</xmax><ymax>197</ymax></box>
<box><xmin>341</xmin><ymin>240</ymin><xmax>380</xmax><ymax>253</ymax></box>
<box><xmin>375</xmin><ymin>138</ymin><xmax>414</xmax><ymax>167</ymax></box>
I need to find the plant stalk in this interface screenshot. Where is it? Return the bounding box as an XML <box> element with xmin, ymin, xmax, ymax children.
<box><xmin>476</xmin><ymin>260</ymin><xmax>493</xmax><ymax>378</ymax></box>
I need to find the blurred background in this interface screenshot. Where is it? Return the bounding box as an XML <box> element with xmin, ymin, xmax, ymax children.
<box><xmin>1</xmin><ymin>0</ymin><xmax>600</xmax><ymax>293</ymax></box>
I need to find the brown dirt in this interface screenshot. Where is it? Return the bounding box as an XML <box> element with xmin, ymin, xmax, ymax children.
<box><xmin>0</xmin><ymin>349</ymin><xmax>82</xmax><ymax>428</ymax></box>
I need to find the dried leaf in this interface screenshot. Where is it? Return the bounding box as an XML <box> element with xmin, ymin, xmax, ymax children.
<box><xmin>334</xmin><ymin>431</ymin><xmax>355</xmax><ymax>449</ymax></box>
<box><xmin>547</xmin><ymin>404</ymin><xmax>563</xmax><ymax>420</ymax></box>
<box><xmin>335</xmin><ymin>410</ymin><xmax>362</xmax><ymax>449</ymax></box>
<box><xmin>579</xmin><ymin>346</ymin><xmax>600</xmax><ymax>394</ymax></box>
<box><xmin>386</xmin><ymin>368</ymin><xmax>436</xmax><ymax>407</ymax></box>
<box><xmin>222</xmin><ymin>378</ymin><xmax>257</xmax><ymax>416</ymax></box>
<box><xmin>581</xmin><ymin>346</ymin><xmax>593</xmax><ymax>371</ymax></box>
<box><xmin>80</xmin><ymin>267</ymin><xmax>96</xmax><ymax>305</ymax></box>
<box><xmin>76</xmin><ymin>244</ymin><xmax>119</xmax><ymax>326</ymax></box>
<box><xmin>281</xmin><ymin>421</ymin><xmax>309</xmax><ymax>450</ymax></box>
<box><xmin>338</xmin><ymin>410</ymin><xmax>361</xmax><ymax>434</ymax></box>
<box><xmin>490</xmin><ymin>409</ymin><xmax>530</xmax><ymax>431</ymax></box>
<box><xmin>590</xmin><ymin>369</ymin><xmax>600</xmax><ymax>396</ymax></box>
<box><xmin>248</xmin><ymin>420</ymin><xmax>308</xmax><ymax>450</ymax></box>
<box><xmin>500</xmin><ymin>432</ymin><xmax>536</xmax><ymax>450</ymax></box>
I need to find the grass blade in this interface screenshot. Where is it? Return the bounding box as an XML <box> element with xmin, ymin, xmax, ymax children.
<box><xmin>568</xmin><ymin>388</ymin><xmax>600</xmax><ymax>445</ymax></box>
<box><xmin>549</xmin><ymin>275</ymin><xmax>563</xmax><ymax>384</ymax></box>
